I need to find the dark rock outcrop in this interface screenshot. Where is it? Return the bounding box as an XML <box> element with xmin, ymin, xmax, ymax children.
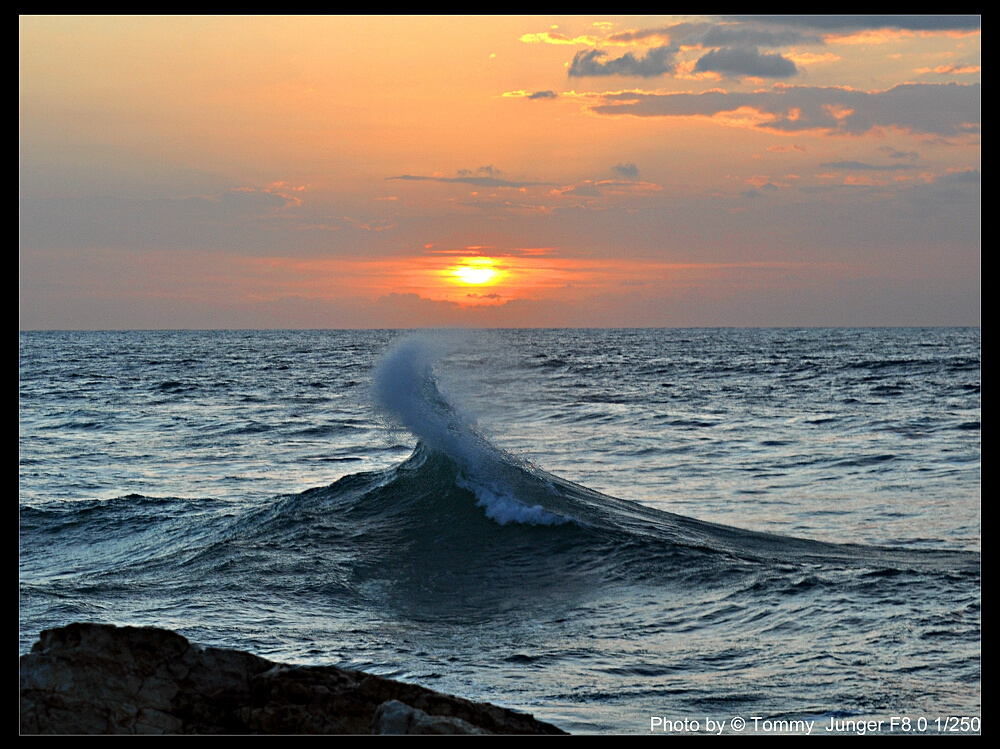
<box><xmin>20</xmin><ymin>623</ymin><xmax>566</xmax><ymax>735</ymax></box>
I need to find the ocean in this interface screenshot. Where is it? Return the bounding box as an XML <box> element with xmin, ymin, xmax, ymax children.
<box><xmin>19</xmin><ymin>328</ymin><xmax>981</xmax><ymax>734</ymax></box>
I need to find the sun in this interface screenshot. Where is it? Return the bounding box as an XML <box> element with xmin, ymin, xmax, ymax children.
<box><xmin>455</xmin><ymin>265</ymin><xmax>495</xmax><ymax>284</ymax></box>
<box><xmin>451</xmin><ymin>258</ymin><xmax>497</xmax><ymax>285</ymax></box>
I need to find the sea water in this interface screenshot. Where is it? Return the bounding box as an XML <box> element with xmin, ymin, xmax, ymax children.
<box><xmin>19</xmin><ymin>328</ymin><xmax>980</xmax><ymax>733</ymax></box>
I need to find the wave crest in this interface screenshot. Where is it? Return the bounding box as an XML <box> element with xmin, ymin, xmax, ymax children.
<box><xmin>373</xmin><ymin>337</ymin><xmax>566</xmax><ymax>526</ymax></box>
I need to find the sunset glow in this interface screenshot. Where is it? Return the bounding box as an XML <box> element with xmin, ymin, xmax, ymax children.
<box><xmin>19</xmin><ymin>15</ymin><xmax>980</xmax><ymax>329</ymax></box>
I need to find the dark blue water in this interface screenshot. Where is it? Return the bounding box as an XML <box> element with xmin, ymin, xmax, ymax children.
<box><xmin>19</xmin><ymin>329</ymin><xmax>980</xmax><ymax>733</ymax></box>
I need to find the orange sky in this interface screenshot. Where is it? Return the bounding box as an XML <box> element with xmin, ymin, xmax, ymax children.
<box><xmin>20</xmin><ymin>16</ymin><xmax>980</xmax><ymax>328</ymax></box>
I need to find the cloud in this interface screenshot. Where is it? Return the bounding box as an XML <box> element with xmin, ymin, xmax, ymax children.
<box><xmin>389</xmin><ymin>173</ymin><xmax>556</xmax><ymax>189</ymax></box>
<box><xmin>604</xmin><ymin>21</ymin><xmax>822</xmax><ymax>48</ymax></box>
<box><xmin>525</xmin><ymin>17</ymin><xmax>979</xmax><ymax>64</ymax></box>
<box><xmin>784</xmin><ymin>51</ymin><xmax>841</xmax><ymax>66</ymax></box>
<box><xmin>604</xmin><ymin>25</ymin><xmax>677</xmax><ymax>44</ymax></box>
<box><xmin>522</xmin><ymin>24</ymin><xmax>679</xmax><ymax>47</ymax></box>
<box><xmin>564</xmin><ymin>23</ymin><xmax>808</xmax><ymax>82</ymax></box>
<box><xmin>458</xmin><ymin>165</ymin><xmax>503</xmax><ymax>177</ymax></box>
<box><xmin>694</xmin><ymin>47</ymin><xmax>798</xmax><ymax>79</ymax></box>
<box><xmin>551</xmin><ymin>178</ymin><xmax>662</xmax><ymax>202</ymax></box>
<box><xmin>520</xmin><ymin>31</ymin><xmax>603</xmax><ymax>46</ymax></box>
<box><xmin>341</xmin><ymin>217</ymin><xmax>397</xmax><ymax>231</ymax></box>
<box><xmin>742</xmin><ymin>176</ymin><xmax>782</xmax><ymax>197</ymax></box>
<box><xmin>613</xmin><ymin>162</ymin><xmax>639</xmax><ymax>178</ymax></box>
<box><xmin>731</xmin><ymin>15</ymin><xmax>981</xmax><ymax>32</ymax></box>
<box><xmin>569</xmin><ymin>45</ymin><xmax>678</xmax><ymax>78</ymax></box>
<box><xmin>879</xmin><ymin>146</ymin><xmax>920</xmax><ymax>161</ymax></box>
<box><xmin>820</xmin><ymin>161</ymin><xmax>918</xmax><ymax>171</ymax></box>
<box><xmin>467</xmin><ymin>292</ymin><xmax>502</xmax><ymax>299</ymax></box>
<box><xmin>501</xmin><ymin>90</ymin><xmax>560</xmax><ymax>99</ymax></box>
<box><xmin>589</xmin><ymin>82</ymin><xmax>980</xmax><ymax>138</ymax></box>
<box><xmin>554</xmin><ymin>182</ymin><xmax>603</xmax><ymax>198</ymax></box>
<box><xmin>700</xmin><ymin>25</ymin><xmax>823</xmax><ymax>47</ymax></box>
<box><xmin>915</xmin><ymin>63</ymin><xmax>981</xmax><ymax>75</ymax></box>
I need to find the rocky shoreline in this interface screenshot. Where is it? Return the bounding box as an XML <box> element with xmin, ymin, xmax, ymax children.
<box><xmin>20</xmin><ymin>622</ymin><xmax>567</xmax><ymax>735</ymax></box>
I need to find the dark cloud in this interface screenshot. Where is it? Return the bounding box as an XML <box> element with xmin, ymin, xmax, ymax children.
<box><xmin>389</xmin><ymin>174</ymin><xmax>556</xmax><ymax>189</ymax></box>
<box><xmin>569</xmin><ymin>45</ymin><xmax>677</xmax><ymax>78</ymax></box>
<box><xmin>820</xmin><ymin>161</ymin><xmax>918</xmax><ymax>171</ymax></box>
<box><xmin>590</xmin><ymin>82</ymin><xmax>980</xmax><ymax>137</ymax></box>
<box><xmin>457</xmin><ymin>165</ymin><xmax>503</xmax><ymax>177</ymax></box>
<box><xmin>613</xmin><ymin>162</ymin><xmax>639</xmax><ymax>178</ymax></box>
<box><xmin>599</xmin><ymin>17</ymin><xmax>975</xmax><ymax>59</ymax></box>
<box><xmin>694</xmin><ymin>47</ymin><xmax>798</xmax><ymax>79</ymax></box>
<box><xmin>559</xmin><ymin>18</ymin><xmax>977</xmax><ymax>83</ymax></box>
<box><xmin>606</xmin><ymin>21</ymin><xmax>821</xmax><ymax>48</ymax></box>
<box><xmin>732</xmin><ymin>15</ymin><xmax>981</xmax><ymax>32</ymax></box>
<box><xmin>879</xmin><ymin>146</ymin><xmax>920</xmax><ymax>161</ymax></box>
<box><xmin>701</xmin><ymin>25</ymin><xmax>822</xmax><ymax>47</ymax></box>
<box><xmin>528</xmin><ymin>90</ymin><xmax>558</xmax><ymax>100</ymax></box>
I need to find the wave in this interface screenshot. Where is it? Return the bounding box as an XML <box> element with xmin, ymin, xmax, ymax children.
<box><xmin>362</xmin><ymin>339</ymin><xmax>976</xmax><ymax>574</ymax></box>
<box><xmin>373</xmin><ymin>336</ymin><xmax>567</xmax><ymax>526</ymax></box>
<box><xmin>21</xmin><ymin>337</ymin><xmax>979</xmax><ymax>622</ymax></box>
<box><xmin>23</xmin><ymin>434</ymin><xmax>977</xmax><ymax>621</ymax></box>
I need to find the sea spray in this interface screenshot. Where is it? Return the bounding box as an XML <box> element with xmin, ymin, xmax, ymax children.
<box><xmin>372</xmin><ymin>335</ymin><xmax>566</xmax><ymax>525</ymax></box>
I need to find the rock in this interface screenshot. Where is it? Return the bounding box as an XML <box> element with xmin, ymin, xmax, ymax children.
<box><xmin>20</xmin><ymin>623</ymin><xmax>567</xmax><ymax>735</ymax></box>
<box><xmin>372</xmin><ymin>699</ymin><xmax>490</xmax><ymax>734</ymax></box>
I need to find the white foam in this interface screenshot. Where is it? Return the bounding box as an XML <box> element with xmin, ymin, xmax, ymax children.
<box><xmin>373</xmin><ymin>335</ymin><xmax>566</xmax><ymax>526</ymax></box>
<box><xmin>455</xmin><ymin>473</ymin><xmax>564</xmax><ymax>525</ymax></box>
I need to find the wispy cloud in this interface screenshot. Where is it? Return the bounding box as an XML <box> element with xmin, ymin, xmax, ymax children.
<box><xmin>785</xmin><ymin>51</ymin><xmax>841</xmax><ymax>65</ymax></box>
<box><xmin>879</xmin><ymin>146</ymin><xmax>920</xmax><ymax>160</ymax></box>
<box><xmin>458</xmin><ymin>165</ymin><xmax>503</xmax><ymax>177</ymax></box>
<box><xmin>389</xmin><ymin>173</ymin><xmax>556</xmax><ymax>189</ymax></box>
<box><xmin>820</xmin><ymin>161</ymin><xmax>918</xmax><ymax>171</ymax></box>
<box><xmin>520</xmin><ymin>31</ymin><xmax>604</xmax><ymax>46</ymax></box>
<box><xmin>501</xmin><ymin>89</ymin><xmax>560</xmax><ymax>99</ymax></box>
<box><xmin>589</xmin><ymin>82</ymin><xmax>980</xmax><ymax>138</ymax></box>
<box><xmin>914</xmin><ymin>63</ymin><xmax>981</xmax><ymax>75</ymax></box>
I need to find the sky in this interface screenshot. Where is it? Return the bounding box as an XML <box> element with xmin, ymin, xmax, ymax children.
<box><xmin>19</xmin><ymin>15</ymin><xmax>981</xmax><ymax>329</ymax></box>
